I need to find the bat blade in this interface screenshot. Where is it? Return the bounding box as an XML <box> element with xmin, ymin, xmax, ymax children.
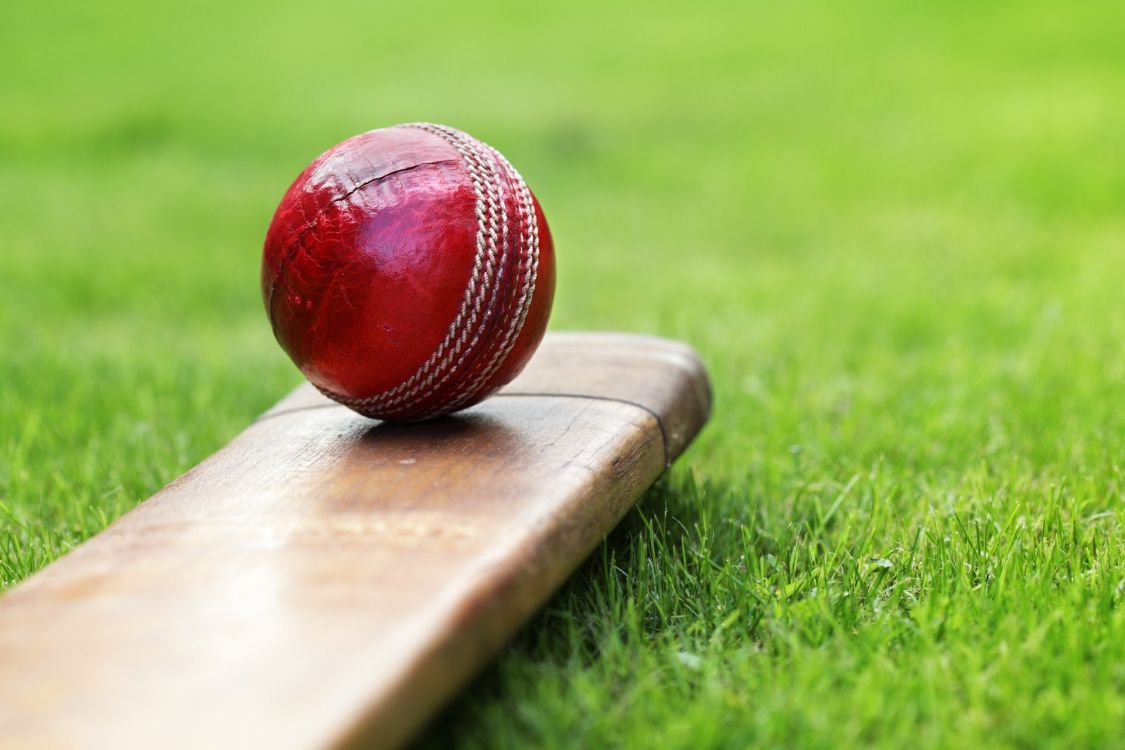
<box><xmin>0</xmin><ymin>333</ymin><xmax>710</xmax><ymax>750</ymax></box>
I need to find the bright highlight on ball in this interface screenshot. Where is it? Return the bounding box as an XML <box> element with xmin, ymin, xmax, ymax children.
<box><xmin>262</xmin><ymin>123</ymin><xmax>556</xmax><ymax>421</ymax></box>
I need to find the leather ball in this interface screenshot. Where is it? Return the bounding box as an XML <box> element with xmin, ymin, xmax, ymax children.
<box><xmin>262</xmin><ymin>123</ymin><xmax>555</xmax><ymax>421</ymax></box>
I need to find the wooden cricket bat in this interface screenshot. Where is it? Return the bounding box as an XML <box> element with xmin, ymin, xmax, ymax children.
<box><xmin>0</xmin><ymin>333</ymin><xmax>710</xmax><ymax>750</ymax></box>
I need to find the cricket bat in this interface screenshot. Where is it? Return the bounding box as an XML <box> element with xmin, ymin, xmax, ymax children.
<box><xmin>0</xmin><ymin>333</ymin><xmax>710</xmax><ymax>749</ymax></box>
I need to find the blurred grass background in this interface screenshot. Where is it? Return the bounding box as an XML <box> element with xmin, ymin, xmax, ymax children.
<box><xmin>2</xmin><ymin>0</ymin><xmax>1125</xmax><ymax>746</ymax></box>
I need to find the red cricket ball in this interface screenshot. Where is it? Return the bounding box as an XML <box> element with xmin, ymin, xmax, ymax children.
<box><xmin>261</xmin><ymin>123</ymin><xmax>556</xmax><ymax>421</ymax></box>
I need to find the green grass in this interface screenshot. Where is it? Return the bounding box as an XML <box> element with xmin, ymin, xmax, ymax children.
<box><xmin>3</xmin><ymin>0</ymin><xmax>1125</xmax><ymax>746</ymax></box>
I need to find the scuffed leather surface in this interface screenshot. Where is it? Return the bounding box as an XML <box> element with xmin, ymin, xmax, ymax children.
<box><xmin>261</xmin><ymin>125</ymin><xmax>555</xmax><ymax>420</ymax></box>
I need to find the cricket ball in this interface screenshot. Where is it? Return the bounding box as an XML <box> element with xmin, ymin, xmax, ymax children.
<box><xmin>261</xmin><ymin>123</ymin><xmax>556</xmax><ymax>421</ymax></box>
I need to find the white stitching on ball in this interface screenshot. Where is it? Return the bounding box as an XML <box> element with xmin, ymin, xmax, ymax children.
<box><xmin>438</xmin><ymin>143</ymin><xmax>540</xmax><ymax>414</ymax></box>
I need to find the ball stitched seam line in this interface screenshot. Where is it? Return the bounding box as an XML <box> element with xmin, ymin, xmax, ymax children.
<box><xmin>415</xmin><ymin>127</ymin><xmax>534</xmax><ymax>415</ymax></box>
<box><xmin>317</xmin><ymin>123</ymin><xmax>501</xmax><ymax>412</ymax></box>
<box><xmin>393</xmin><ymin>124</ymin><xmax>514</xmax><ymax>414</ymax></box>
<box><xmin>440</xmin><ymin>143</ymin><xmax>540</xmax><ymax>416</ymax></box>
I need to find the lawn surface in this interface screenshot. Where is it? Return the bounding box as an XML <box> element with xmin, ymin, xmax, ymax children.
<box><xmin>3</xmin><ymin>0</ymin><xmax>1125</xmax><ymax>746</ymax></box>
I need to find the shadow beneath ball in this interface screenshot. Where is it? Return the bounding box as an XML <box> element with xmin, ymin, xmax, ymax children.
<box><xmin>359</xmin><ymin>409</ymin><xmax>519</xmax><ymax>449</ymax></box>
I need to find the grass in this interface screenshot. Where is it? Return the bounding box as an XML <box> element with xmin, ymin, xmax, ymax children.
<box><xmin>3</xmin><ymin>0</ymin><xmax>1125</xmax><ymax>746</ymax></box>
